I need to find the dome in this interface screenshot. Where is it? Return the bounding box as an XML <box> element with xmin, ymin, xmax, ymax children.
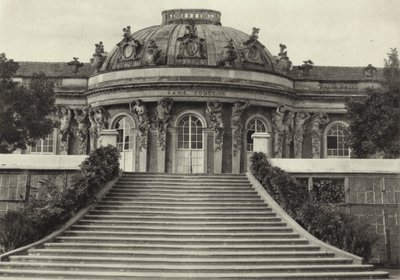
<box><xmin>99</xmin><ymin>9</ymin><xmax>278</xmax><ymax>73</ymax></box>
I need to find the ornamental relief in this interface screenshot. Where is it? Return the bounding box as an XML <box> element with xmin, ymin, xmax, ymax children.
<box><xmin>319</xmin><ymin>82</ymin><xmax>358</xmax><ymax>90</ymax></box>
<box><xmin>177</xmin><ymin>20</ymin><xmax>207</xmax><ymax>59</ymax></box>
<box><xmin>117</xmin><ymin>26</ymin><xmax>143</xmax><ymax>63</ymax></box>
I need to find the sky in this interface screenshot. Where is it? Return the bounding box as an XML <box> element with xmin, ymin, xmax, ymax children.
<box><xmin>0</xmin><ymin>0</ymin><xmax>399</xmax><ymax>67</ymax></box>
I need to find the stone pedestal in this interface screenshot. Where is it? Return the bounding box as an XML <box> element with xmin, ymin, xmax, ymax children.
<box><xmin>157</xmin><ymin>146</ymin><xmax>166</xmax><ymax>173</ymax></box>
<box><xmin>214</xmin><ymin>149</ymin><xmax>222</xmax><ymax>174</ymax></box>
<box><xmin>252</xmin><ymin>132</ymin><xmax>270</xmax><ymax>155</ymax></box>
<box><xmin>138</xmin><ymin>149</ymin><xmax>147</xmax><ymax>172</ymax></box>
<box><xmin>231</xmin><ymin>128</ymin><xmax>241</xmax><ymax>174</ymax></box>
<box><xmin>98</xmin><ymin>129</ymin><xmax>118</xmax><ymax>148</ymax></box>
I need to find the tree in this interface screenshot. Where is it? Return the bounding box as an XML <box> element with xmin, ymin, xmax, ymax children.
<box><xmin>346</xmin><ymin>48</ymin><xmax>400</xmax><ymax>158</ymax></box>
<box><xmin>0</xmin><ymin>53</ymin><xmax>56</xmax><ymax>153</ymax></box>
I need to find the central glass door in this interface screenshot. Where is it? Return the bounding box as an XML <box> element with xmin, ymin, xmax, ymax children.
<box><xmin>177</xmin><ymin>114</ymin><xmax>204</xmax><ymax>173</ymax></box>
<box><xmin>114</xmin><ymin>115</ymin><xmax>135</xmax><ymax>172</ymax></box>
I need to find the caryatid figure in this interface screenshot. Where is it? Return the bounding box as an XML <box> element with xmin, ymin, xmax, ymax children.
<box><xmin>154</xmin><ymin>97</ymin><xmax>173</xmax><ymax>150</ymax></box>
<box><xmin>130</xmin><ymin>99</ymin><xmax>150</xmax><ymax>150</ymax></box>
<box><xmin>311</xmin><ymin>112</ymin><xmax>329</xmax><ymax>158</ymax></box>
<box><xmin>58</xmin><ymin>106</ymin><xmax>72</xmax><ymax>154</ymax></box>
<box><xmin>74</xmin><ymin>107</ymin><xmax>89</xmax><ymax>154</ymax></box>
<box><xmin>231</xmin><ymin>101</ymin><xmax>249</xmax><ymax>154</ymax></box>
<box><xmin>272</xmin><ymin>104</ymin><xmax>286</xmax><ymax>158</ymax></box>
<box><xmin>293</xmin><ymin>111</ymin><xmax>311</xmax><ymax>158</ymax></box>
<box><xmin>283</xmin><ymin>110</ymin><xmax>295</xmax><ymax>158</ymax></box>
<box><xmin>206</xmin><ymin>100</ymin><xmax>224</xmax><ymax>151</ymax></box>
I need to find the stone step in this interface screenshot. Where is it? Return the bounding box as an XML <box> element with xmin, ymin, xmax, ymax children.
<box><xmin>110</xmin><ymin>188</ymin><xmax>258</xmax><ymax>194</ymax></box>
<box><xmin>108</xmin><ymin>190</ymin><xmax>259</xmax><ymax>196</ymax></box>
<box><xmin>100</xmin><ymin>198</ymin><xmax>265</xmax><ymax>204</ymax></box>
<box><xmin>120</xmin><ymin>178</ymin><xmax>250</xmax><ymax>183</ymax></box>
<box><xmin>104</xmin><ymin>194</ymin><xmax>263</xmax><ymax>201</ymax></box>
<box><xmin>54</xmin><ymin>236</ymin><xmax>309</xmax><ymax>245</ymax></box>
<box><xmin>77</xmin><ymin>219</ymin><xmax>287</xmax><ymax>227</ymax></box>
<box><xmin>44</xmin><ymin>243</ymin><xmax>320</xmax><ymax>252</ymax></box>
<box><xmin>0</xmin><ymin>262</ymin><xmax>375</xmax><ymax>273</ymax></box>
<box><xmin>0</xmin><ymin>270</ymin><xmax>389</xmax><ymax>280</ymax></box>
<box><xmin>70</xmin><ymin>224</ymin><xmax>293</xmax><ymax>233</ymax></box>
<box><xmin>83</xmin><ymin>214</ymin><xmax>281</xmax><ymax>221</ymax></box>
<box><xmin>89</xmin><ymin>209</ymin><xmax>277</xmax><ymax>216</ymax></box>
<box><xmin>121</xmin><ymin>173</ymin><xmax>247</xmax><ymax>179</ymax></box>
<box><xmin>96</xmin><ymin>202</ymin><xmax>268</xmax><ymax>208</ymax></box>
<box><xmin>116</xmin><ymin>181</ymin><xmax>252</xmax><ymax>186</ymax></box>
<box><xmin>62</xmin><ymin>230</ymin><xmax>300</xmax><ymax>239</ymax></box>
<box><xmin>9</xmin><ymin>255</ymin><xmax>353</xmax><ymax>265</ymax></box>
<box><xmin>27</xmin><ymin>248</ymin><xmax>334</xmax><ymax>258</ymax></box>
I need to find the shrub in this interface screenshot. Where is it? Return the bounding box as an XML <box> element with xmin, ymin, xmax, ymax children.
<box><xmin>0</xmin><ymin>145</ymin><xmax>120</xmax><ymax>253</ymax></box>
<box><xmin>250</xmin><ymin>152</ymin><xmax>377</xmax><ymax>262</ymax></box>
<box><xmin>250</xmin><ymin>152</ymin><xmax>308</xmax><ymax>220</ymax></box>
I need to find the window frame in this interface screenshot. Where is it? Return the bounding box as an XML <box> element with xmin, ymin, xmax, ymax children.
<box><xmin>324</xmin><ymin>121</ymin><xmax>350</xmax><ymax>158</ymax></box>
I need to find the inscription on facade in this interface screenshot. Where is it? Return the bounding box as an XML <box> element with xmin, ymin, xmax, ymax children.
<box><xmin>167</xmin><ymin>90</ymin><xmax>224</xmax><ymax>97</ymax></box>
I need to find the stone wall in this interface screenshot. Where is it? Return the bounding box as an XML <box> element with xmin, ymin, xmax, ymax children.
<box><xmin>344</xmin><ymin>176</ymin><xmax>400</xmax><ymax>265</ymax></box>
<box><xmin>0</xmin><ymin>170</ymin><xmax>78</xmax><ymax>216</ymax></box>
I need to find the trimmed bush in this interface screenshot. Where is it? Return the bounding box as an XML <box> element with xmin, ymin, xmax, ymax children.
<box><xmin>250</xmin><ymin>152</ymin><xmax>377</xmax><ymax>262</ymax></box>
<box><xmin>0</xmin><ymin>145</ymin><xmax>120</xmax><ymax>253</ymax></box>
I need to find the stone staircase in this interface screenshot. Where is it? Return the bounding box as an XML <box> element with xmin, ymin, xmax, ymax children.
<box><xmin>0</xmin><ymin>173</ymin><xmax>389</xmax><ymax>279</ymax></box>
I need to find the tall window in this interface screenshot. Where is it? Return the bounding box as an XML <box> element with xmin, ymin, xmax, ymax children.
<box><xmin>246</xmin><ymin>118</ymin><xmax>266</xmax><ymax>151</ymax></box>
<box><xmin>30</xmin><ymin>131</ymin><xmax>55</xmax><ymax>154</ymax></box>
<box><xmin>326</xmin><ymin>123</ymin><xmax>350</xmax><ymax>157</ymax></box>
<box><xmin>177</xmin><ymin>114</ymin><xmax>204</xmax><ymax>173</ymax></box>
<box><xmin>178</xmin><ymin>115</ymin><xmax>203</xmax><ymax>150</ymax></box>
<box><xmin>114</xmin><ymin>116</ymin><xmax>134</xmax><ymax>152</ymax></box>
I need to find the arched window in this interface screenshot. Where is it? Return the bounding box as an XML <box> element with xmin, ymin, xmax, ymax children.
<box><xmin>246</xmin><ymin>118</ymin><xmax>267</xmax><ymax>151</ymax></box>
<box><xmin>177</xmin><ymin>114</ymin><xmax>204</xmax><ymax>173</ymax></box>
<box><xmin>114</xmin><ymin>115</ymin><xmax>134</xmax><ymax>152</ymax></box>
<box><xmin>326</xmin><ymin>123</ymin><xmax>350</xmax><ymax>157</ymax></box>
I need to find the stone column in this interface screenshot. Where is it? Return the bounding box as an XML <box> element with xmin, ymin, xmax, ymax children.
<box><xmin>98</xmin><ymin>129</ymin><xmax>119</xmax><ymax>148</ymax></box>
<box><xmin>135</xmin><ymin>130</ymin><xmax>147</xmax><ymax>172</ymax></box>
<box><xmin>214</xmin><ymin>141</ymin><xmax>223</xmax><ymax>173</ymax></box>
<box><xmin>231</xmin><ymin>129</ymin><xmax>242</xmax><ymax>174</ymax></box>
<box><xmin>252</xmin><ymin>132</ymin><xmax>270</xmax><ymax>154</ymax></box>
<box><xmin>157</xmin><ymin>129</ymin><xmax>167</xmax><ymax>173</ymax></box>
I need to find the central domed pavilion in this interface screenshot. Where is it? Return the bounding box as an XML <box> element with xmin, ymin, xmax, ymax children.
<box><xmin>15</xmin><ymin>8</ymin><xmax>382</xmax><ymax>173</ymax></box>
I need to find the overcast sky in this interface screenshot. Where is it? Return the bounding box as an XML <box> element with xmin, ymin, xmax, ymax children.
<box><xmin>1</xmin><ymin>0</ymin><xmax>399</xmax><ymax>67</ymax></box>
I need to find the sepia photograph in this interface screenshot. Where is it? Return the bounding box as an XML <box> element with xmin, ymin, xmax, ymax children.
<box><xmin>0</xmin><ymin>0</ymin><xmax>399</xmax><ymax>278</ymax></box>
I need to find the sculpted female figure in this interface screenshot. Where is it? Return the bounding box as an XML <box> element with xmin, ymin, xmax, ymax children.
<box><xmin>272</xmin><ymin>104</ymin><xmax>286</xmax><ymax>158</ymax></box>
<box><xmin>74</xmin><ymin>107</ymin><xmax>89</xmax><ymax>154</ymax></box>
<box><xmin>311</xmin><ymin>112</ymin><xmax>329</xmax><ymax>158</ymax></box>
<box><xmin>206</xmin><ymin>100</ymin><xmax>224</xmax><ymax>151</ymax></box>
<box><xmin>130</xmin><ymin>99</ymin><xmax>150</xmax><ymax>150</ymax></box>
<box><xmin>293</xmin><ymin>111</ymin><xmax>311</xmax><ymax>158</ymax></box>
<box><xmin>58</xmin><ymin>106</ymin><xmax>71</xmax><ymax>153</ymax></box>
<box><xmin>282</xmin><ymin>110</ymin><xmax>295</xmax><ymax>158</ymax></box>
<box><xmin>154</xmin><ymin>98</ymin><xmax>173</xmax><ymax>150</ymax></box>
<box><xmin>231</xmin><ymin>101</ymin><xmax>249</xmax><ymax>154</ymax></box>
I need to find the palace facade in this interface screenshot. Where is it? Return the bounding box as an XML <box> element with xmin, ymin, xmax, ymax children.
<box><xmin>14</xmin><ymin>9</ymin><xmax>382</xmax><ymax>173</ymax></box>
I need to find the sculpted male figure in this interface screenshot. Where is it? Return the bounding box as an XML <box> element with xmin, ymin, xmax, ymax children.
<box><xmin>283</xmin><ymin>110</ymin><xmax>295</xmax><ymax>158</ymax></box>
<box><xmin>311</xmin><ymin>112</ymin><xmax>329</xmax><ymax>158</ymax></box>
<box><xmin>272</xmin><ymin>104</ymin><xmax>286</xmax><ymax>158</ymax></box>
<box><xmin>293</xmin><ymin>111</ymin><xmax>311</xmax><ymax>158</ymax></box>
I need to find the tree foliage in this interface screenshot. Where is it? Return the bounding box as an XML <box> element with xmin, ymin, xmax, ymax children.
<box><xmin>0</xmin><ymin>53</ymin><xmax>56</xmax><ymax>153</ymax></box>
<box><xmin>346</xmin><ymin>48</ymin><xmax>400</xmax><ymax>158</ymax></box>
